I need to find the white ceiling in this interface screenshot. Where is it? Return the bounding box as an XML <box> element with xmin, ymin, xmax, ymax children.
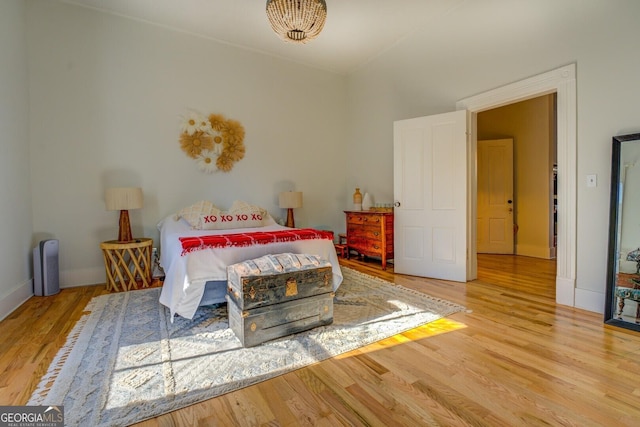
<box><xmin>62</xmin><ymin>0</ymin><xmax>465</xmax><ymax>75</ymax></box>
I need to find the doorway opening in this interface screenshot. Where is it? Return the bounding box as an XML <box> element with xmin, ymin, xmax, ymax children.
<box><xmin>457</xmin><ymin>64</ymin><xmax>577</xmax><ymax>307</ymax></box>
<box><xmin>476</xmin><ymin>94</ymin><xmax>558</xmax><ymax>297</ymax></box>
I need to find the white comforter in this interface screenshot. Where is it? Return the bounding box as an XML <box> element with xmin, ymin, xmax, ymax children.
<box><xmin>157</xmin><ymin>215</ymin><xmax>343</xmax><ymax>320</ymax></box>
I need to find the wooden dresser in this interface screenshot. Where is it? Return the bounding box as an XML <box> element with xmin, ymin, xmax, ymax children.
<box><xmin>344</xmin><ymin>211</ymin><xmax>394</xmax><ymax>270</ymax></box>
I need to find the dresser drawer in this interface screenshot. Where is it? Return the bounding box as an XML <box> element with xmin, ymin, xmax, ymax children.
<box><xmin>362</xmin><ymin>214</ymin><xmax>384</xmax><ymax>226</ymax></box>
<box><xmin>346</xmin><ymin>213</ymin><xmax>366</xmax><ymax>225</ymax></box>
<box><xmin>349</xmin><ymin>239</ymin><xmax>393</xmax><ymax>257</ymax></box>
<box><xmin>348</xmin><ymin>238</ymin><xmax>382</xmax><ymax>256</ymax></box>
<box><xmin>347</xmin><ymin>226</ymin><xmax>389</xmax><ymax>242</ymax></box>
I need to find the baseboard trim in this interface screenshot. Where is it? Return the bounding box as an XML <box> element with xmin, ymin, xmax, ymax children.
<box><xmin>556</xmin><ymin>276</ymin><xmax>575</xmax><ymax>307</ymax></box>
<box><xmin>60</xmin><ymin>266</ymin><xmax>104</xmax><ymax>288</ymax></box>
<box><xmin>574</xmin><ymin>288</ymin><xmax>605</xmax><ymax>314</ymax></box>
<box><xmin>516</xmin><ymin>244</ymin><xmax>555</xmax><ymax>259</ymax></box>
<box><xmin>0</xmin><ymin>279</ymin><xmax>34</xmax><ymax>322</ymax></box>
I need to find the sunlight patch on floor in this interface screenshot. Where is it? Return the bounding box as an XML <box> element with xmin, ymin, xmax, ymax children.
<box><xmin>334</xmin><ymin>318</ymin><xmax>467</xmax><ymax>358</ymax></box>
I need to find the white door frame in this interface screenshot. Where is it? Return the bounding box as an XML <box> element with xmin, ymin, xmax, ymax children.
<box><xmin>456</xmin><ymin>64</ymin><xmax>577</xmax><ymax>307</ymax></box>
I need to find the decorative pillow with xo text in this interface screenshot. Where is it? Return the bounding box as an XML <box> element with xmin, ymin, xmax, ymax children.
<box><xmin>198</xmin><ymin>201</ymin><xmax>267</xmax><ymax>230</ymax></box>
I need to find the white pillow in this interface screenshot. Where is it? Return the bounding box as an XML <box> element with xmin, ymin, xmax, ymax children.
<box><xmin>175</xmin><ymin>200</ymin><xmax>219</xmax><ymax>227</ymax></box>
<box><xmin>230</xmin><ymin>200</ymin><xmax>269</xmax><ymax>217</ymax></box>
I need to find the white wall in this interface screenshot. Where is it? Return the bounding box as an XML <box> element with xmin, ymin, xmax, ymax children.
<box><xmin>347</xmin><ymin>0</ymin><xmax>640</xmax><ymax>311</ymax></box>
<box><xmin>0</xmin><ymin>0</ymin><xmax>34</xmax><ymax>319</ymax></box>
<box><xmin>26</xmin><ymin>1</ymin><xmax>348</xmax><ymax>287</ymax></box>
<box><xmin>10</xmin><ymin>0</ymin><xmax>640</xmax><ymax>316</ymax></box>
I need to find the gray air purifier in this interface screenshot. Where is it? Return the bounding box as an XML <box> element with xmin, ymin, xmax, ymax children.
<box><xmin>33</xmin><ymin>239</ymin><xmax>60</xmax><ymax>296</ymax></box>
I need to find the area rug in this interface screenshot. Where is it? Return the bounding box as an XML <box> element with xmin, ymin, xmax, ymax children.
<box><xmin>28</xmin><ymin>267</ymin><xmax>465</xmax><ymax>426</ymax></box>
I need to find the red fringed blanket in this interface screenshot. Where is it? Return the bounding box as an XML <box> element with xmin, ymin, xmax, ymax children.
<box><xmin>179</xmin><ymin>228</ymin><xmax>334</xmax><ymax>255</ymax></box>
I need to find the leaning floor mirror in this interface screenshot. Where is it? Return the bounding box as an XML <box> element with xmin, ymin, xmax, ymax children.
<box><xmin>606</xmin><ymin>132</ymin><xmax>640</xmax><ymax>331</ymax></box>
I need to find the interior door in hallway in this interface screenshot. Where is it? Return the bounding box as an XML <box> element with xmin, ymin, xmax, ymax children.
<box><xmin>393</xmin><ymin>110</ymin><xmax>468</xmax><ymax>282</ymax></box>
<box><xmin>477</xmin><ymin>138</ymin><xmax>514</xmax><ymax>254</ymax></box>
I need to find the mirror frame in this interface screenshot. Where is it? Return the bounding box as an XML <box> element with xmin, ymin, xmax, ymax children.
<box><xmin>605</xmin><ymin>132</ymin><xmax>640</xmax><ymax>331</ymax></box>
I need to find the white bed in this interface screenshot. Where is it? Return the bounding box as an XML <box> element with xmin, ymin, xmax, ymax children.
<box><xmin>157</xmin><ymin>214</ymin><xmax>343</xmax><ymax>320</ymax></box>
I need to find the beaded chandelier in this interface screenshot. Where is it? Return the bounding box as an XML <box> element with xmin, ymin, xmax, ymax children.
<box><xmin>266</xmin><ymin>0</ymin><xmax>327</xmax><ymax>44</ymax></box>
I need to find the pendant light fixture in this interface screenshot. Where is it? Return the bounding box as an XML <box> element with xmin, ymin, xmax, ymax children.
<box><xmin>266</xmin><ymin>0</ymin><xmax>327</xmax><ymax>44</ymax></box>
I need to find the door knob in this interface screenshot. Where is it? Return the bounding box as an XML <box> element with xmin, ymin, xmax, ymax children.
<box><xmin>508</xmin><ymin>200</ymin><xmax>513</xmax><ymax>204</ymax></box>
<box><xmin>394</xmin><ymin>201</ymin><xmax>401</xmax><ymax>207</ymax></box>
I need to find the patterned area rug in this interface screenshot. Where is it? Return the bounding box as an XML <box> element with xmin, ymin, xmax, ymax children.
<box><xmin>28</xmin><ymin>267</ymin><xmax>465</xmax><ymax>426</ymax></box>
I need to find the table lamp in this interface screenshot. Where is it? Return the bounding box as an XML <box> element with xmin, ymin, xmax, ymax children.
<box><xmin>105</xmin><ymin>187</ymin><xmax>143</xmax><ymax>243</ymax></box>
<box><xmin>279</xmin><ymin>191</ymin><xmax>303</xmax><ymax>228</ymax></box>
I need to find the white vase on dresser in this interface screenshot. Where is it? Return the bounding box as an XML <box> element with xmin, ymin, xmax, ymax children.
<box><xmin>362</xmin><ymin>192</ymin><xmax>373</xmax><ymax>211</ymax></box>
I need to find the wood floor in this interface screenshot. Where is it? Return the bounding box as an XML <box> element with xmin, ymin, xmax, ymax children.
<box><xmin>3</xmin><ymin>255</ymin><xmax>640</xmax><ymax>426</ymax></box>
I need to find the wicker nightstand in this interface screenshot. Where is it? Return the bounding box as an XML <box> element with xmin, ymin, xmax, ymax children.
<box><xmin>100</xmin><ymin>238</ymin><xmax>153</xmax><ymax>292</ymax></box>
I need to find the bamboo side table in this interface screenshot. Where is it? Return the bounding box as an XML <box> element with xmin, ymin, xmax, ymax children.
<box><xmin>100</xmin><ymin>238</ymin><xmax>152</xmax><ymax>292</ymax></box>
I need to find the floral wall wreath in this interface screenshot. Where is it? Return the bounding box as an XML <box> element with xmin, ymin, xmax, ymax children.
<box><xmin>179</xmin><ymin>111</ymin><xmax>246</xmax><ymax>173</ymax></box>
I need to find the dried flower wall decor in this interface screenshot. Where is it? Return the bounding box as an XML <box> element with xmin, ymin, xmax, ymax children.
<box><xmin>179</xmin><ymin>111</ymin><xmax>246</xmax><ymax>173</ymax></box>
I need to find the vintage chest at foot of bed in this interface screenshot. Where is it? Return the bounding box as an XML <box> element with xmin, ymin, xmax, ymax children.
<box><xmin>227</xmin><ymin>292</ymin><xmax>334</xmax><ymax>347</ymax></box>
<box><xmin>226</xmin><ymin>253</ymin><xmax>334</xmax><ymax>347</ymax></box>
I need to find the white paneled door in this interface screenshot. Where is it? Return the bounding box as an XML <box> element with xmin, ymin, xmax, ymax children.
<box><xmin>393</xmin><ymin>110</ymin><xmax>468</xmax><ymax>282</ymax></box>
<box><xmin>477</xmin><ymin>139</ymin><xmax>514</xmax><ymax>254</ymax></box>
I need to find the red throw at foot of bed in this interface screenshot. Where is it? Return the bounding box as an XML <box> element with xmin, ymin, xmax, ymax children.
<box><xmin>179</xmin><ymin>228</ymin><xmax>334</xmax><ymax>255</ymax></box>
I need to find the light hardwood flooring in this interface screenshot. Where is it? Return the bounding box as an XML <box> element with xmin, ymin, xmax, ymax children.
<box><xmin>2</xmin><ymin>255</ymin><xmax>640</xmax><ymax>426</ymax></box>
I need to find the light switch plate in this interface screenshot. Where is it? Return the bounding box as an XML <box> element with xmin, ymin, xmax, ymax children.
<box><xmin>586</xmin><ymin>174</ymin><xmax>597</xmax><ymax>187</ymax></box>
